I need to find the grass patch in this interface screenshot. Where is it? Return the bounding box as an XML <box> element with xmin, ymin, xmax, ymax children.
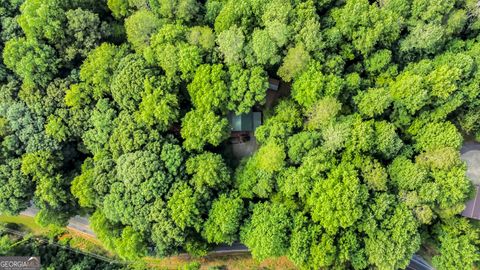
<box><xmin>143</xmin><ymin>254</ymin><xmax>298</xmax><ymax>270</ymax></box>
<box><xmin>61</xmin><ymin>231</ymin><xmax>113</xmax><ymax>257</ymax></box>
<box><xmin>0</xmin><ymin>215</ymin><xmax>48</xmax><ymax>235</ymax></box>
<box><xmin>0</xmin><ymin>214</ymin><xmax>113</xmax><ymax>260</ymax></box>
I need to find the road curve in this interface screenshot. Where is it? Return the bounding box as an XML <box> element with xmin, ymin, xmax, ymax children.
<box><xmin>19</xmin><ymin>206</ymin><xmax>96</xmax><ymax>237</ymax></box>
<box><xmin>407</xmin><ymin>255</ymin><xmax>435</xmax><ymax>270</ymax></box>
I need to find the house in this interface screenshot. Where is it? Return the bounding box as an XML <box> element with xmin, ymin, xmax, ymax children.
<box><xmin>228</xmin><ymin>111</ymin><xmax>262</xmax><ymax>132</ymax></box>
<box><xmin>268</xmin><ymin>78</ymin><xmax>280</xmax><ymax>91</ymax></box>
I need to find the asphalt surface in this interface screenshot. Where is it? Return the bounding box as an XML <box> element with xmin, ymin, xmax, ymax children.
<box><xmin>211</xmin><ymin>243</ymin><xmax>248</xmax><ymax>254</ymax></box>
<box><xmin>407</xmin><ymin>255</ymin><xmax>435</xmax><ymax>270</ymax></box>
<box><xmin>20</xmin><ymin>206</ymin><xmax>96</xmax><ymax>237</ymax></box>
<box><xmin>461</xmin><ymin>141</ymin><xmax>480</xmax><ymax>185</ymax></box>
<box><xmin>17</xmin><ymin>209</ymin><xmax>435</xmax><ymax>268</ymax></box>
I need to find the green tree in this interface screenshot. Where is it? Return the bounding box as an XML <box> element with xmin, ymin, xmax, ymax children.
<box><xmin>216</xmin><ymin>25</ymin><xmax>245</xmax><ymax>66</ymax></box>
<box><xmin>107</xmin><ymin>0</ymin><xmax>130</xmax><ymax>19</ymax></box>
<box><xmin>251</xmin><ymin>29</ymin><xmax>280</xmax><ymax>66</ymax></box>
<box><xmin>413</xmin><ymin>122</ymin><xmax>463</xmax><ymax>152</ymax></box>
<box><xmin>2</xmin><ymin>38</ymin><xmax>58</xmax><ymax>89</ymax></box>
<box><xmin>364</xmin><ymin>50</ymin><xmax>393</xmax><ymax>74</ymax></box>
<box><xmin>0</xmin><ymin>158</ymin><xmax>33</xmax><ymax>214</ymax></box>
<box><xmin>255</xmin><ymin>100</ymin><xmax>302</xmax><ymax>143</ymax></box>
<box><xmin>180</xmin><ymin>110</ymin><xmax>229</xmax><ymax>151</ymax></box>
<box><xmin>227</xmin><ymin>65</ymin><xmax>268</xmax><ymax>114</ymax></box>
<box><xmin>287</xmin><ymin>131</ymin><xmax>322</xmax><ymax>164</ymax></box>
<box><xmin>149</xmin><ymin>199</ymin><xmax>185</xmax><ymax>256</ymax></box>
<box><xmin>82</xmin><ymin>99</ymin><xmax>117</xmax><ymax>154</ymax></box>
<box><xmin>292</xmin><ymin>61</ymin><xmax>343</xmax><ymax>109</ymax></box>
<box><xmin>149</xmin><ymin>0</ymin><xmax>200</xmax><ymax>23</ymax></box>
<box><xmin>186</xmin><ymin>152</ymin><xmax>230</xmax><ymax>194</ymax></box>
<box><xmin>160</xmin><ymin>142</ymin><xmax>184</xmax><ymax>176</ymax></box>
<box><xmin>45</xmin><ymin>115</ymin><xmax>69</xmax><ymax>142</ymax></box>
<box><xmin>107</xmin><ymin>111</ymin><xmax>161</xmax><ymax>159</ymax></box>
<box><xmin>111</xmin><ymin>54</ymin><xmax>153</xmax><ymax>111</ymax></box>
<box><xmin>114</xmin><ymin>226</ymin><xmax>147</xmax><ymax>260</ymax></box>
<box><xmin>364</xmin><ymin>203</ymin><xmax>421</xmax><ymax>270</ymax></box>
<box><xmin>17</xmin><ymin>0</ymin><xmax>66</xmax><ymax>42</ymax></box>
<box><xmin>277</xmin><ymin>44</ymin><xmax>311</xmax><ymax>82</ymax></box>
<box><xmin>416</xmin><ymin>147</ymin><xmax>460</xmax><ymax>171</ymax></box>
<box><xmin>0</xmin><ymin>235</ymin><xmax>13</xmax><ymax>255</ymax></box>
<box><xmin>188</xmin><ymin>26</ymin><xmax>215</xmax><ymax>51</ymax></box>
<box><xmin>187</xmin><ymin>64</ymin><xmax>228</xmax><ymax>112</ymax></box>
<box><xmin>236</xmin><ymin>140</ymin><xmax>286</xmax><ymax>199</ymax></box>
<box><xmin>308</xmin><ymin>162</ymin><xmax>368</xmax><ymax>234</ymax></box>
<box><xmin>21</xmin><ymin>151</ymin><xmax>69</xmax><ymax>209</ymax></box>
<box><xmin>203</xmin><ymin>194</ymin><xmax>243</xmax><ymax>244</ymax></box>
<box><xmin>125</xmin><ymin>10</ymin><xmax>160</xmax><ymax>53</ymax></box>
<box><xmin>63</xmin><ymin>8</ymin><xmax>106</xmax><ymax>61</ymax></box>
<box><xmin>389</xmin><ymin>156</ymin><xmax>428</xmax><ymax>191</ymax></box>
<box><xmin>390</xmin><ymin>71</ymin><xmax>429</xmax><ymax>124</ymax></box>
<box><xmin>136</xmin><ymin>76</ymin><xmax>179</xmax><ymax>130</ymax></box>
<box><xmin>71</xmin><ymin>158</ymin><xmax>95</xmax><ymax>208</ymax></box>
<box><xmin>34</xmin><ymin>207</ymin><xmax>70</xmax><ymax>227</ymax></box>
<box><xmin>103</xmin><ymin>150</ymin><xmax>174</xmax><ymax>231</ymax></box>
<box><xmin>177</xmin><ymin>44</ymin><xmax>203</xmax><ymax>80</ymax></box>
<box><xmin>332</xmin><ymin>0</ymin><xmax>401</xmax><ymax>55</ymax></box>
<box><xmin>3</xmin><ymin>102</ymin><xmax>58</xmax><ymax>153</ymax></box>
<box><xmin>432</xmin><ymin>218</ymin><xmax>480</xmax><ymax>269</ymax></box>
<box><xmin>240</xmin><ymin>202</ymin><xmax>291</xmax><ymax>261</ymax></box>
<box><xmin>374</xmin><ymin>121</ymin><xmax>403</xmax><ymax>159</ymax></box>
<box><xmin>287</xmin><ymin>213</ymin><xmax>315</xmax><ymax>268</ymax></box>
<box><xmin>213</xmin><ymin>0</ymin><xmax>253</xmax><ymax>33</ymax></box>
<box><xmin>79</xmin><ymin>43</ymin><xmax>128</xmax><ymax>99</ymax></box>
<box><xmin>305</xmin><ymin>97</ymin><xmax>342</xmax><ymax>130</ymax></box>
<box><xmin>431</xmin><ymin>164</ymin><xmax>471</xmax><ymax>217</ymax></box>
<box><xmin>168</xmin><ymin>182</ymin><xmax>202</xmax><ymax>231</ymax></box>
<box><xmin>89</xmin><ymin>210</ymin><xmax>121</xmax><ymax>252</ymax></box>
<box><xmin>355</xmin><ymin>88</ymin><xmax>392</xmax><ymax>118</ymax></box>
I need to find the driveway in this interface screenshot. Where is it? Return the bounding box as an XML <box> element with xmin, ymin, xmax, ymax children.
<box><xmin>461</xmin><ymin>141</ymin><xmax>480</xmax><ymax>185</ymax></box>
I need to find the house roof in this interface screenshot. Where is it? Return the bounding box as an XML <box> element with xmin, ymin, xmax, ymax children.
<box><xmin>228</xmin><ymin>112</ymin><xmax>262</xmax><ymax>132</ymax></box>
<box><xmin>268</xmin><ymin>78</ymin><xmax>280</xmax><ymax>91</ymax></box>
<box><xmin>462</xmin><ymin>185</ymin><xmax>480</xmax><ymax>220</ymax></box>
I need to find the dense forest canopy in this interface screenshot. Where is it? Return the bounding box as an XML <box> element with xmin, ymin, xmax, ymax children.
<box><xmin>1</xmin><ymin>0</ymin><xmax>480</xmax><ymax>269</ymax></box>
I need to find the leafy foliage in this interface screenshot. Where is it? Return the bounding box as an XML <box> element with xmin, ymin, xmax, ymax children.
<box><xmin>181</xmin><ymin>109</ymin><xmax>228</xmax><ymax>151</ymax></box>
<box><xmin>240</xmin><ymin>202</ymin><xmax>291</xmax><ymax>261</ymax></box>
<box><xmin>1</xmin><ymin>0</ymin><xmax>479</xmax><ymax>267</ymax></box>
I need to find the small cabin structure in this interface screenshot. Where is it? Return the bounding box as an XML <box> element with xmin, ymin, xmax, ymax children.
<box><xmin>228</xmin><ymin>111</ymin><xmax>262</xmax><ymax>132</ymax></box>
<box><xmin>268</xmin><ymin>78</ymin><xmax>280</xmax><ymax>91</ymax></box>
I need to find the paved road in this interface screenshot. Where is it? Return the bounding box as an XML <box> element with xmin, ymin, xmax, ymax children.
<box><xmin>407</xmin><ymin>255</ymin><xmax>435</xmax><ymax>270</ymax></box>
<box><xmin>20</xmin><ymin>206</ymin><xmax>96</xmax><ymax>237</ymax></box>
<box><xmin>17</xmin><ymin>207</ymin><xmax>435</xmax><ymax>269</ymax></box>
<box><xmin>210</xmin><ymin>243</ymin><xmax>248</xmax><ymax>254</ymax></box>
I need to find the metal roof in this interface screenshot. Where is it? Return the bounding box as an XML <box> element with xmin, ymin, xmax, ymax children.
<box><xmin>268</xmin><ymin>78</ymin><xmax>280</xmax><ymax>91</ymax></box>
<box><xmin>228</xmin><ymin>112</ymin><xmax>262</xmax><ymax>132</ymax></box>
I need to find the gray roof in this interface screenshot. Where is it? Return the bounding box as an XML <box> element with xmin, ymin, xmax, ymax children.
<box><xmin>228</xmin><ymin>112</ymin><xmax>262</xmax><ymax>132</ymax></box>
<box><xmin>268</xmin><ymin>78</ymin><xmax>279</xmax><ymax>91</ymax></box>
